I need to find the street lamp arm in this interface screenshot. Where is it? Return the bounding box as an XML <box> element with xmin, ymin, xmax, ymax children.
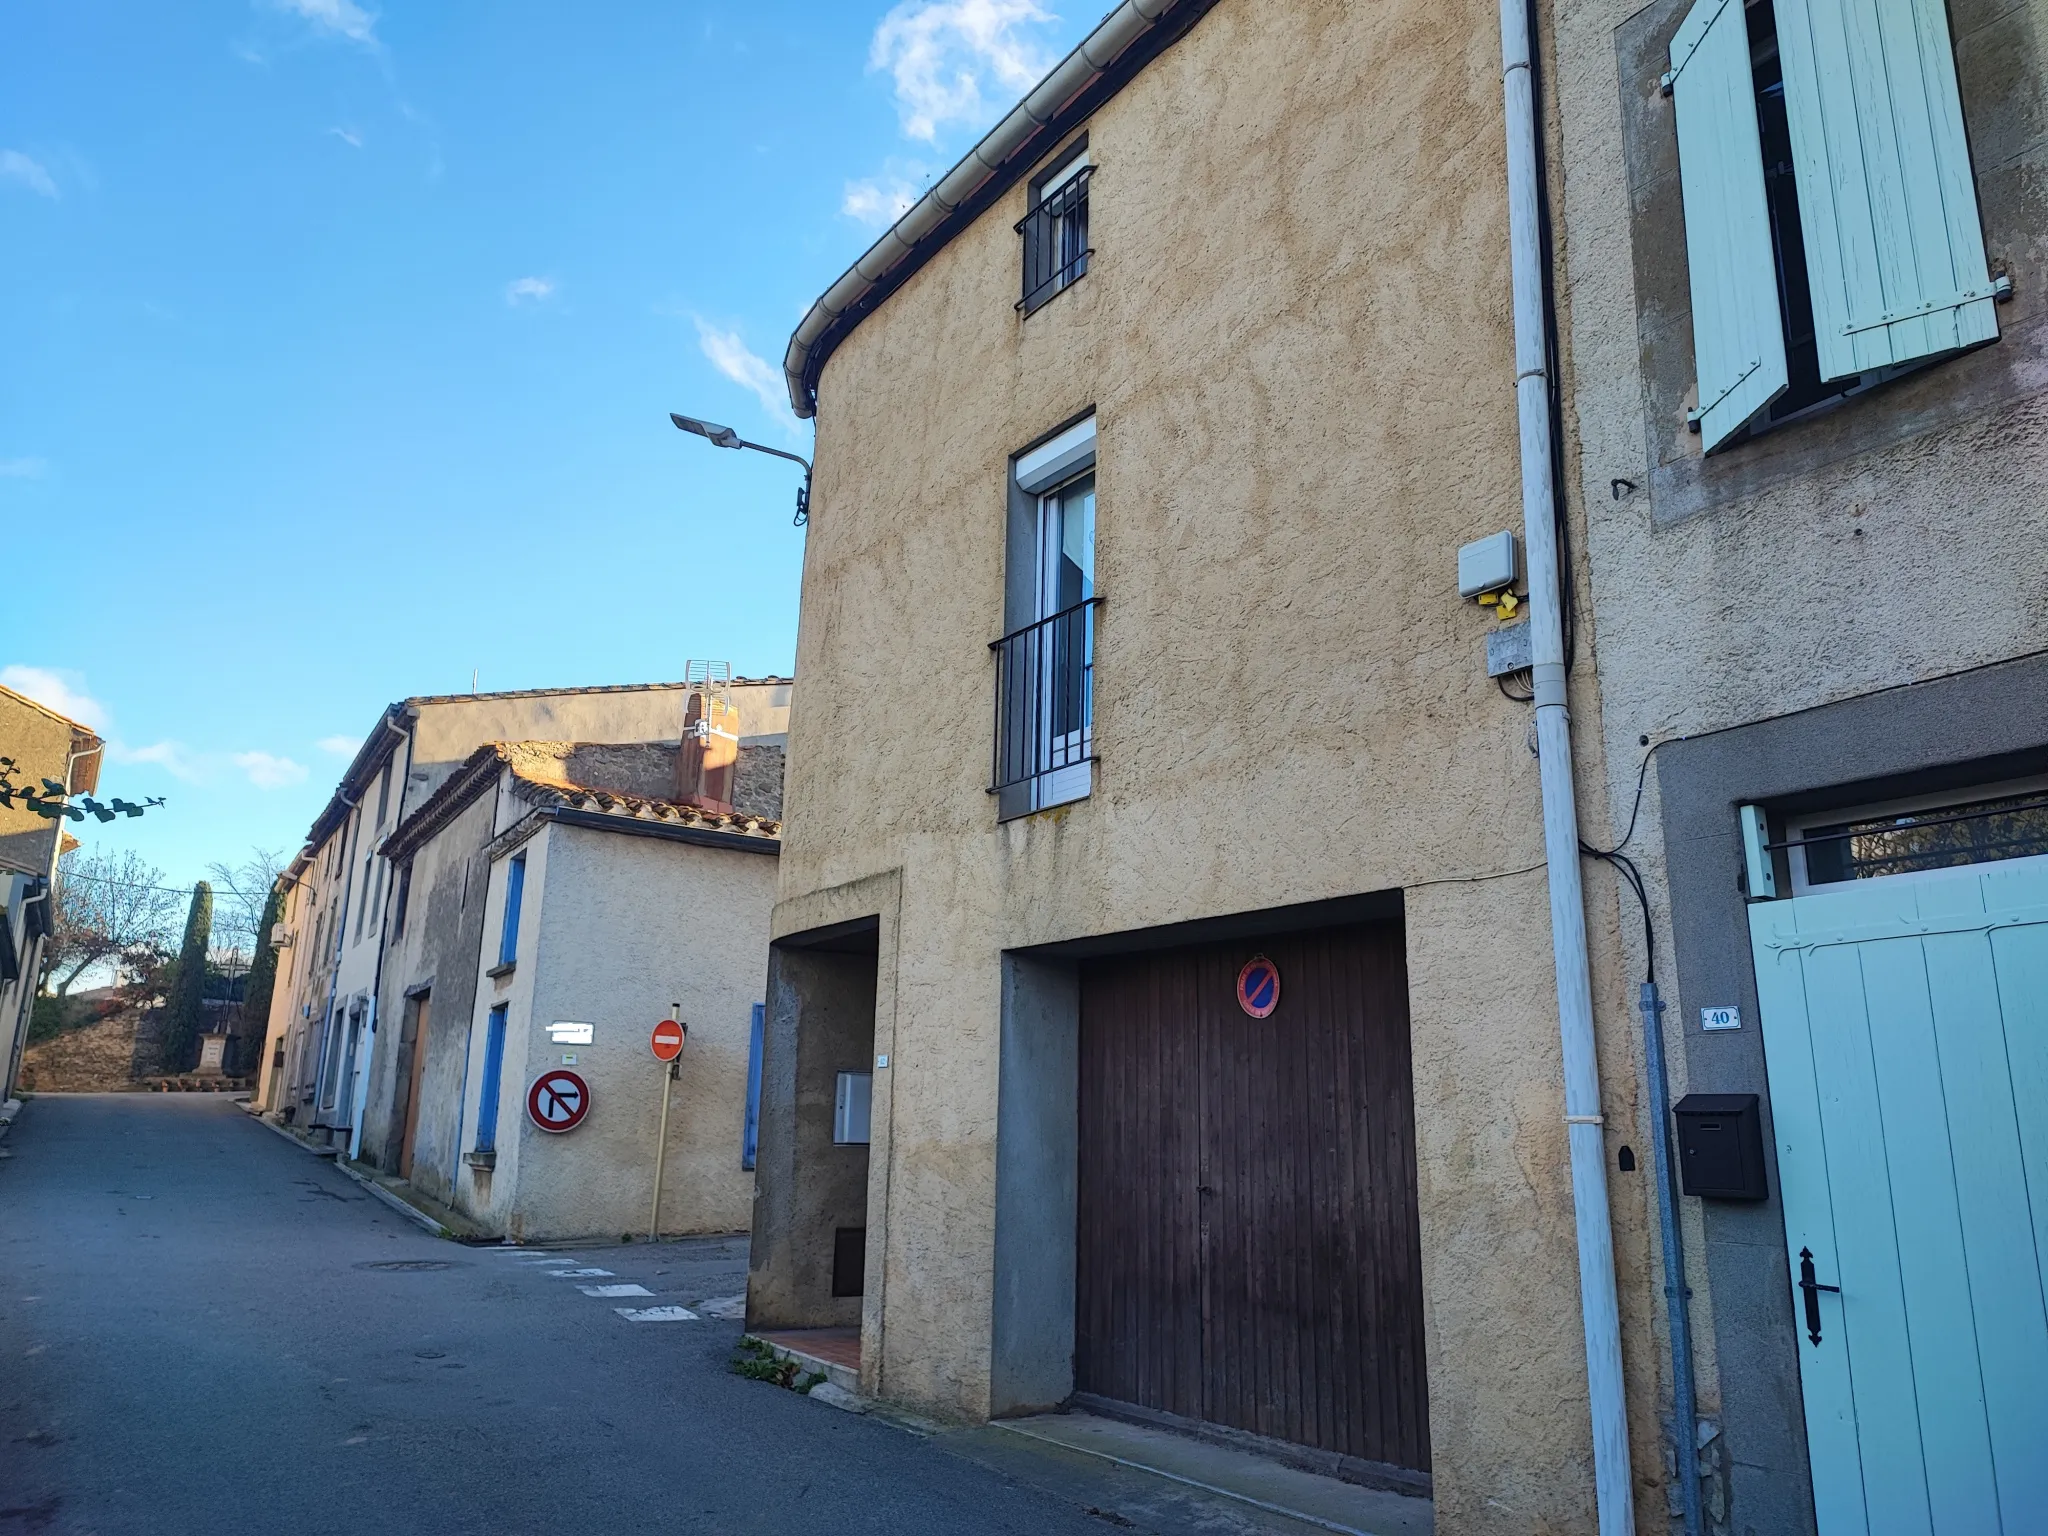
<box><xmin>730</xmin><ymin>438</ymin><xmax>811</xmax><ymax>474</ymax></box>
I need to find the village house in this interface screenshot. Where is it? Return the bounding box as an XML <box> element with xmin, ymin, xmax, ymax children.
<box><xmin>255</xmin><ymin>674</ymin><xmax>791</xmax><ymax>1167</ymax></box>
<box><xmin>358</xmin><ymin>734</ymin><xmax>780</xmax><ymax>1241</ymax></box>
<box><xmin>743</xmin><ymin>1</ymin><xmax>1677</xmax><ymax>1530</ymax></box>
<box><xmin>0</xmin><ymin>682</ymin><xmax>102</xmax><ymax>1101</ymax></box>
<box><xmin>1554</xmin><ymin>0</ymin><xmax>2048</xmax><ymax>1524</ymax></box>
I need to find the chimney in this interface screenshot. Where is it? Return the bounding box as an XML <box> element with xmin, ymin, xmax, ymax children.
<box><xmin>676</xmin><ymin>687</ymin><xmax>739</xmax><ymax>813</ymax></box>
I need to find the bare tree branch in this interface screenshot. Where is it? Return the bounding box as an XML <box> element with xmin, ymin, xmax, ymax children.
<box><xmin>42</xmin><ymin>848</ymin><xmax>185</xmax><ymax>996</ymax></box>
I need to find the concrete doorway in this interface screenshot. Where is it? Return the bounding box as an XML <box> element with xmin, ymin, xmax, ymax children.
<box><xmin>747</xmin><ymin>917</ymin><xmax>879</xmax><ymax>1338</ymax></box>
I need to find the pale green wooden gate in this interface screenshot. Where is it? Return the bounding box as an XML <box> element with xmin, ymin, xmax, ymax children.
<box><xmin>1749</xmin><ymin>860</ymin><xmax>2048</xmax><ymax>1534</ymax></box>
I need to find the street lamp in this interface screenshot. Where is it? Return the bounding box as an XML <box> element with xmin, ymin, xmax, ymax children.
<box><xmin>670</xmin><ymin>412</ymin><xmax>812</xmax><ymax>527</ymax></box>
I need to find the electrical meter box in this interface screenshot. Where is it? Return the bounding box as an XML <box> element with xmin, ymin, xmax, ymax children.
<box><xmin>1672</xmin><ymin>1093</ymin><xmax>1769</xmax><ymax>1201</ymax></box>
<box><xmin>1457</xmin><ymin>530</ymin><xmax>1518</xmax><ymax>597</ymax></box>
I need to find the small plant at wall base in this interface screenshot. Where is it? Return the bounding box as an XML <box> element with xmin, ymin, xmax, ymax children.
<box><xmin>728</xmin><ymin>1338</ymin><xmax>824</xmax><ymax>1393</ymax></box>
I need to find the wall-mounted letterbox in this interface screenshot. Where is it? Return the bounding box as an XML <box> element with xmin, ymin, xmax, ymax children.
<box><xmin>1672</xmin><ymin>1093</ymin><xmax>1768</xmax><ymax>1201</ymax></box>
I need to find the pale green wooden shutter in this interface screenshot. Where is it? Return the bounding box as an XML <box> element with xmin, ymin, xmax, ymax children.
<box><xmin>1776</xmin><ymin>0</ymin><xmax>2002</xmax><ymax>380</ymax></box>
<box><xmin>1668</xmin><ymin>0</ymin><xmax>1789</xmax><ymax>450</ymax></box>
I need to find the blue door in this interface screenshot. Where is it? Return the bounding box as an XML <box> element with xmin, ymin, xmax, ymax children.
<box><xmin>1749</xmin><ymin>857</ymin><xmax>2048</xmax><ymax>1533</ymax></box>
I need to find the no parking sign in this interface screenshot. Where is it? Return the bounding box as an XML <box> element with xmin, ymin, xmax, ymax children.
<box><xmin>1236</xmin><ymin>955</ymin><xmax>1281</xmax><ymax>1018</ymax></box>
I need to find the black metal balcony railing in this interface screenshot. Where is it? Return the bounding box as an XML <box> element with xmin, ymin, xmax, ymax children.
<box><xmin>1016</xmin><ymin>166</ymin><xmax>1092</xmax><ymax>313</ymax></box>
<box><xmin>990</xmin><ymin>597</ymin><xmax>1101</xmax><ymax>795</ymax></box>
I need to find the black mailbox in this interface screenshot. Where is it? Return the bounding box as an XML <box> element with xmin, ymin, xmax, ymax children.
<box><xmin>1672</xmin><ymin>1093</ymin><xmax>1768</xmax><ymax>1201</ymax></box>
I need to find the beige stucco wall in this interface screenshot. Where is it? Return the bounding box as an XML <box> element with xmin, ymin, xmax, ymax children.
<box><xmin>775</xmin><ymin>0</ymin><xmax>1664</xmax><ymax>1527</ymax></box>
<box><xmin>0</xmin><ymin>688</ymin><xmax>89</xmax><ymax>1097</ymax></box>
<box><xmin>446</xmin><ymin>816</ymin><xmax>774</xmax><ymax>1241</ymax></box>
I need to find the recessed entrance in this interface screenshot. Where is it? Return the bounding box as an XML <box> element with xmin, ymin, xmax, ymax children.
<box><xmin>1073</xmin><ymin>921</ymin><xmax>1430</xmax><ymax>1483</ymax></box>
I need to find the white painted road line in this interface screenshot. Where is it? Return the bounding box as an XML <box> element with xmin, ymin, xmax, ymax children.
<box><xmin>578</xmin><ymin>1284</ymin><xmax>653</xmax><ymax>1297</ymax></box>
<box><xmin>696</xmin><ymin>1293</ymin><xmax>746</xmax><ymax>1320</ymax></box>
<box><xmin>541</xmin><ymin>1268</ymin><xmax>614</xmax><ymax>1278</ymax></box>
<box><xmin>614</xmin><ymin>1305</ymin><xmax>699</xmax><ymax>1322</ymax></box>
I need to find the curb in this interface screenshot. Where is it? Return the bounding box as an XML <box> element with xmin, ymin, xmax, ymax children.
<box><xmin>246</xmin><ymin>1113</ymin><xmax>452</xmax><ymax>1239</ymax></box>
<box><xmin>333</xmin><ymin>1158</ymin><xmax>454</xmax><ymax>1239</ymax></box>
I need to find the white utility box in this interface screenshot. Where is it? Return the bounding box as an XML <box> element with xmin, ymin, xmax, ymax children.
<box><xmin>1457</xmin><ymin>530</ymin><xmax>1519</xmax><ymax>597</ymax></box>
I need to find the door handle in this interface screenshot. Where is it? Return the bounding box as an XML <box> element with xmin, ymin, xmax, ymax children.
<box><xmin>1797</xmin><ymin>1248</ymin><xmax>1839</xmax><ymax>1345</ymax></box>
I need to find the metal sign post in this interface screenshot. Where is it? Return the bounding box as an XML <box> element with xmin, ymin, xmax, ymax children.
<box><xmin>648</xmin><ymin>1007</ymin><xmax>686</xmax><ymax>1241</ymax></box>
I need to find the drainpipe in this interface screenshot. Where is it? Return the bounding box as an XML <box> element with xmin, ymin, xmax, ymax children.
<box><xmin>1497</xmin><ymin>0</ymin><xmax>1636</xmax><ymax>1531</ymax></box>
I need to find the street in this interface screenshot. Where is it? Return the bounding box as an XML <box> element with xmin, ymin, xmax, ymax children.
<box><xmin>0</xmin><ymin>1096</ymin><xmax>1314</xmax><ymax>1536</ymax></box>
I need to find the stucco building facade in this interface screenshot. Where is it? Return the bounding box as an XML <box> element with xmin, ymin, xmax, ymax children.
<box><xmin>0</xmin><ymin>683</ymin><xmax>102</xmax><ymax>1101</ymax></box>
<box><xmin>1557</xmin><ymin>0</ymin><xmax>2048</xmax><ymax>1525</ymax></box>
<box><xmin>747</xmin><ymin>2</ymin><xmax>1674</xmax><ymax>1530</ymax></box>
<box><xmin>364</xmin><ymin>740</ymin><xmax>780</xmax><ymax>1241</ymax></box>
<box><xmin>257</xmin><ymin>677</ymin><xmax>791</xmax><ymax>1157</ymax></box>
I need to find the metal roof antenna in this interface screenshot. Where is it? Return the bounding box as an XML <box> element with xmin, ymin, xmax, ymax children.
<box><xmin>678</xmin><ymin>661</ymin><xmax>738</xmax><ymax>813</ymax></box>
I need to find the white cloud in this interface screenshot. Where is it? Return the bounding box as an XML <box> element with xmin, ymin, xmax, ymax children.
<box><xmin>233</xmin><ymin>751</ymin><xmax>309</xmax><ymax>790</ymax></box>
<box><xmin>0</xmin><ymin>457</ymin><xmax>49</xmax><ymax>479</ymax></box>
<box><xmin>694</xmin><ymin>319</ymin><xmax>792</xmax><ymax>422</ymax></box>
<box><xmin>0</xmin><ymin>151</ymin><xmax>57</xmax><ymax>199</ymax></box>
<box><xmin>113</xmin><ymin>740</ymin><xmax>204</xmax><ymax>782</ymax></box>
<box><xmin>268</xmin><ymin>0</ymin><xmax>378</xmax><ymax>45</ymax></box>
<box><xmin>505</xmin><ymin>276</ymin><xmax>556</xmax><ymax>306</ymax></box>
<box><xmin>316</xmin><ymin>735</ymin><xmax>358</xmax><ymax>756</ymax></box>
<box><xmin>843</xmin><ymin>176</ymin><xmax>919</xmax><ymax>228</ymax></box>
<box><xmin>328</xmin><ymin>126</ymin><xmax>364</xmax><ymax>149</ymax></box>
<box><xmin>0</xmin><ymin>666</ymin><xmax>110</xmax><ymax>732</ymax></box>
<box><xmin>869</xmin><ymin>0</ymin><xmax>1059</xmax><ymax>143</ymax></box>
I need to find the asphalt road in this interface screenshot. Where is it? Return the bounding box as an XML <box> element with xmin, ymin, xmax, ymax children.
<box><xmin>0</xmin><ymin>1094</ymin><xmax>1171</xmax><ymax>1536</ymax></box>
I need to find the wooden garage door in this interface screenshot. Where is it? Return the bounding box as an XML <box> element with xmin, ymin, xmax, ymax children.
<box><xmin>1075</xmin><ymin>923</ymin><xmax>1430</xmax><ymax>1476</ymax></box>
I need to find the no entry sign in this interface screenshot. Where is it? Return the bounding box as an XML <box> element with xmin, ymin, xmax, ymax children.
<box><xmin>1236</xmin><ymin>955</ymin><xmax>1281</xmax><ymax>1019</ymax></box>
<box><xmin>527</xmin><ymin>1069</ymin><xmax>590</xmax><ymax>1133</ymax></box>
<box><xmin>651</xmin><ymin>1019</ymin><xmax>686</xmax><ymax>1061</ymax></box>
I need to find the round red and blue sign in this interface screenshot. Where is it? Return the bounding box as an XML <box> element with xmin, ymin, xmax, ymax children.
<box><xmin>1236</xmin><ymin>955</ymin><xmax>1281</xmax><ymax>1018</ymax></box>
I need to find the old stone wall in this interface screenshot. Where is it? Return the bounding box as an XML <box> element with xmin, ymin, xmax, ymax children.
<box><xmin>17</xmin><ymin>1005</ymin><xmax>165</xmax><ymax>1092</ymax></box>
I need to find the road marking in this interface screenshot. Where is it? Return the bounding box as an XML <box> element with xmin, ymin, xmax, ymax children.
<box><xmin>614</xmin><ymin>1305</ymin><xmax>699</xmax><ymax>1322</ymax></box>
<box><xmin>578</xmin><ymin>1284</ymin><xmax>653</xmax><ymax>1297</ymax></box>
<box><xmin>696</xmin><ymin>1293</ymin><xmax>746</xmax><ymax>1319</ymax></box>
<box><xmin>542</xmin><ymin>1268</ymin><xmax>614</xmax><ymax>1278</ymax></box>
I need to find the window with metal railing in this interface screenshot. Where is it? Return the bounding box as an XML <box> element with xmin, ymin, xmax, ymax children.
<box><xmin>990</xmin><ymin>595</ymin><xmax>1100</xmax><ymax>809</ymax></box>
<box><xmin>1017</xmin><ymin>163</ymin><xmax>1091</xmax><ymax>314</ymax></box>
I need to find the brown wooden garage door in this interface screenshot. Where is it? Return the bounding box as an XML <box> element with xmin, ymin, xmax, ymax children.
<box><xmin>1075</xmin><ymin>922</ymin><xmax>1430</xmax><ymax>1478</ymax></box>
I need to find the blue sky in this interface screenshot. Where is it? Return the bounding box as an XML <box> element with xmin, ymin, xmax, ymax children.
<box><xmin>1</xmin><ymin>0</ymin><xmax>1089</xmax><ymax>896</ymax></box>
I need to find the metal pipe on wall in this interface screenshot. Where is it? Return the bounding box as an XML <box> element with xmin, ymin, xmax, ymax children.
<box><xmin>1497</xmin><ymin>0</ymin><xmax>1637</xmax><ymax>1528</ymax></box>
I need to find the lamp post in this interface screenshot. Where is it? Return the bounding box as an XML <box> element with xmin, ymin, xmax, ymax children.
<box><xmin>669</xmin><ymin>413</ymin><xmax>812</xmax><ymax>527</ymax></box>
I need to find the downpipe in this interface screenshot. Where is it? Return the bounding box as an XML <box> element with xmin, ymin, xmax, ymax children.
<box><xmin>1642</xmin><ymin>981</ymin><xmax>1706</xmax><ymax>1536</ymax></box>
<box><xmin>1498</xmin><ymin>0</ymin><xmax>1636</xmax><ymax>1529</ymax></box>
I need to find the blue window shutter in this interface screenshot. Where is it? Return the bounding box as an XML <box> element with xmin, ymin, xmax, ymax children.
<box><xmin>475</xmin><ymin>1005</ymin><xmax>508</xmax><ymax>1153</ymax></box>
<box><xmin>1776</xmin><ymin>0</ymin><xmax>2000</xmax><ymax>379</ymax></box>
<box><xmin>742</xmin><ymin>1003</ymin><xmax>764</xmax><ymax>1171</ymax></box>
<box><xmin>1668</xmin><ymin>0</ymin><xmax>1790</xmax><ymax>450</ymax></box>
<box><xmin>498</xmin><ymin>853</ymin><xmax>525</xmax><ymax>966</ymax></box>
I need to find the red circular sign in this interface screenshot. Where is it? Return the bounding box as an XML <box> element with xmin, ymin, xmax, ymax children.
<box><xmin>651</xmin><ymin>1019</ymin><xmax>686</xmax><ymax>1061</ymax></box>
<box><xmin>526</xmin><ymin>1069</ymin><xmax>590</xmax><ymax>1133</ymax></box>
<box><xmin>1236</xmin><ymin>955</ymin><xmax>1281</xmax><ymax>1019</ymax></box>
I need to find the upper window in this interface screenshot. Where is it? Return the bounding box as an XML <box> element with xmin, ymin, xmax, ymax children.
<box><xmin>1017</xmin><ymin>141</ymin><xmax>1091</xmax><ymax>314</ymax></box>
<box><xmin>497</xmin><ymin>852</ymin><xmax>525</xmax><ymax>968</ymax></box>
<box><xmin>1665</xmin><ymin>0</ymin><xmax>2006</xmax><ymax>451</ymax></box>
<box><xmin>993</xmin><ymin>415</ymin><xmax>1099</xmax><ymax>817</ymax></box>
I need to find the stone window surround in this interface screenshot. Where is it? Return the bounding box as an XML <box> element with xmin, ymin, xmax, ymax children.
<box><xmin>1613</xmin><ymin>0</ymin><xmax>2046</xmax><ymax>527</ymax></box>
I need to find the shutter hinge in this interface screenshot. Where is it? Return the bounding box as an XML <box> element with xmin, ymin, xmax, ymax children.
<box><xmin>1687</xmin><ymin>357</ymin><xmax>1763</xmax><ymax>428</ymax></box>
<box><xmin>1663</xmin><ymin>0</ymin><xmax>1740</xmax><ymax>94</ymax></box>
<box><xmin>1840</xmin><ymin>275</ymin><xmax>2012</xmax><ymax>336</ymax></box>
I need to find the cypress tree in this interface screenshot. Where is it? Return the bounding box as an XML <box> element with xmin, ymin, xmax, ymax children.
<box><xmin>236</xmin><ymin>880</ymin><xmax>285</xmax><ymax>1073</ymax></box>
<box><xmin>160</xmin><ymin>881</ymin><xmax>213</xmax><ymax>1072</ymax></box>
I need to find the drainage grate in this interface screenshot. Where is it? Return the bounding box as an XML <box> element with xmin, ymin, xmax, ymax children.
<box><xmin>355</xmin><ymin>1259</ymin><xmax>456</xmax><ymax>1272</ymax></box>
